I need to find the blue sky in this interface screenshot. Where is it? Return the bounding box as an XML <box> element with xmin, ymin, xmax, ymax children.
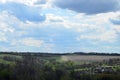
<box><xmin>0</xmin><ymin>0</ymin><xmax>120</xmax><ymax>53</ymax></box>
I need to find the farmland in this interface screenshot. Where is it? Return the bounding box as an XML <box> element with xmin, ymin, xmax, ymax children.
<box><xmin>61</xmin><ymin>55</ymin><xmax>120</xmax><ymax>62</ymax></box>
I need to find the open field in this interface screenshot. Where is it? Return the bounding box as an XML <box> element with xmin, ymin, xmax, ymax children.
<box><xmin>0</xmin><ymin>53</ymin><xmax>120</xmax><ymax>64</ymax></box>
<box><xmin>61</xmin><ymin>55</ymin><xmax>120</xmax><ymax>62</ymax></box>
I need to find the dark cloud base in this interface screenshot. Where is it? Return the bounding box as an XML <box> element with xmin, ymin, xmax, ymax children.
<box><xmin>0</xmin><ymin>2</ymin><xmax>46</xmax><ymax>22</ymax></box>
<box><xmin>110</xmin><ymin>18</ymin><xmax>120</xmax><ymax>25</ymax></box>
<box><xmin>54</xmin><ymin>0</ymin><xmax>119</xmax><ymax>14</ymax></box>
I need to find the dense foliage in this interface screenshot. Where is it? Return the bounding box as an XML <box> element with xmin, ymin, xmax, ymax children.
<box><xmin>0</xmin><ymin>53</ymin><xmax>120</xmax><ymax>80</ymax></box>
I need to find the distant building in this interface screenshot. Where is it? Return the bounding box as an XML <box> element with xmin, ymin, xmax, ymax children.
<box><xmin>94</xmin><ymin>66</ymin><xmax>113</xmax><ymax>73</ymax></box>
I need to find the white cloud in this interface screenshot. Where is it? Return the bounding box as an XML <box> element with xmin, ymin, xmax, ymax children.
<box><xmin>113</xmin><ymin>25</ymin><xmax>120</xmax><ymax>32</ymax></box>
<box><xmin>0</xmin><ymin>46</ymin><xmax>9</xmax><ymax>51</ymax></box>
<box><xmin>20</xmin><ymin>38</ymin><xmax>44</xmax><ymax>47</ymax></box>
<box><xmin>0</xmin><ymin>0</ymin><xmax>38</xmax><ymax>6</ymax></box>
<box><xmin>0</xmin><ymin>23</ymin><xmax>14</xmax><ymax>33</ymax></box>
<box><xmin>10</xmin><ymin>38</ymin><xmax>55</xmax><ymax>52</ymax></box>
<box><xmin>39</xmin><ymin>12</ymin><xmax>120</xmax><ymax>43</ymax></box>
<box><xmin>0</xmin><ymin>1</ymin><xmax>119</xmax><ymax>53</ymax></box>
<box><xmin>0</xmin><ymin>32</ymin><xmax>7</xmax><ymax>42</ymax></box>
<box><xmin>0</xmin><ymin>11</ymin><xmax>15</xmax><ymax>42</ymax></box>
<box><xmin>78</xmin><ymin>30</ymin><xmax>117</xmax><ymax>42</ymax></box>
<box><xmin>46</xmin><ymin>13</ymin><xmax>64</xmax><ymax>22</ymax></box>
<box><xmin>42</xmin><ymin>43</ymin><xmax>54</xmax><ymax>52</ymax></box>
<box><xmin>66</xmin><ymin>12</ymin><xmax>120</xmax><ymax>42</ymax></box>
<box><xmin>74</xmin><ymin>12</ymin><xmax>120</xmax><ymax>25</ymax></box>
<box><xmin>0</xmin><ymin>0</ymin><xmax>50</xmax><ymax>7</ymax></box>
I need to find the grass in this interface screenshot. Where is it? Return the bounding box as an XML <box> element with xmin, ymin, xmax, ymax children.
<box><xmin>74</xmin><ymin>68</ymin><xmax>90</xmax><ymax>71</ymax></box>
<box><xmin>0</xmin><ymin>54</ymin><xmax>22</xmax><ymax>59</ymax></box>
<box><xmin>0</xmin><ymin>59</ymin><xmax>15</xmax><ymax>65</ymax></box>
<box><xmin>0</xmin><ymin>54</ymin><xmax>21</xmax><ymax>65</ymax></box>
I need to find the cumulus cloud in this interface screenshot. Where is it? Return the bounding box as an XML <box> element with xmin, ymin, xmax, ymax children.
<box><xmin>19</xmin><ymin>38</ymin><xmax>44</xmax><ymax>47</ymax></box>
<box><xmin>0</xmin><ymin>1</ymin><xmax>120</xmax><ymax>52</ymax></box>
<box><xmin>0</xmin><ymin>12</ymin><xmax>15</xmax><ymax>42</ymax></box>
<box><xmin>11</xmin><ymin>37</ymin><xmax>44</xmax><ymax>47</ymax></box>
<box><xmin>0</xmin><ymin>23</ymin><xmax>14</xmax><ymax>42</ymax></box>
<box><xmin>53</xmin><ymin>0</ymin><xmax>120</xmax><ymax>14</ymax></box>
<box><xmin>0</xmin><ymin>32</ymin><xmax>7</xmax><ymax>42</ymax></box>
<box><xmin>34</xmin><ymin>0</ymin><xmax>46</xmax><ymax>4</ymax></box>
<box><xmin>78</xmin><ymin>30</ymin><xmax>117</xmax><ymax>42</ymax></box>
<box><xmin>0</xmin><ymin>0</ymin><xmax>47</xmax><ymax>6</ymax></box>
<box><xmin>0</xmin><ymin>2</ymin><xmax>46</xmax><ymax>22</ymax></box>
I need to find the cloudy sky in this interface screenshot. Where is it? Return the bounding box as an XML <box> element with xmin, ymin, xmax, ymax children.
<box><xmin>0</xmin><ymin>0</ymin><xmax>120</xmax><ymax>53</ymax></box>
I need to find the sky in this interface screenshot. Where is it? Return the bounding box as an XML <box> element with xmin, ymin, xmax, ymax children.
<box><xmin>0</xmin><ymin>0</ymin><xmax>120</xmax><ymax>53</ymax></box>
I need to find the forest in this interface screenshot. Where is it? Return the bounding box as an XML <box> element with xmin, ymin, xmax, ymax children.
<box><xmin>0</xmin><ymin>52</ymin><xmax>120</xmax><ymax>80</ymax></box>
